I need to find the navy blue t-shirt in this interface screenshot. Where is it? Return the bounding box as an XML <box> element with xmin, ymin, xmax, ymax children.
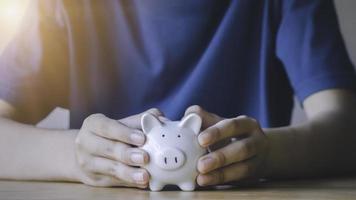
<box><xmin>0</xmin><ymin>0</ymin><xmax>355</xmax><ymax>128</ymax></box>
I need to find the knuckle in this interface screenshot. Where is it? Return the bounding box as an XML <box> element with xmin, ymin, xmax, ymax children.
<box><xmin>240</xmin><ymin>141</ymin><xmax>252</xmax><ymax>158</ymax></box>
<box><xmin>186</xmin><ymin>105</ymin><xmax>204</xmax><ymax>116</ymax></box>
<box><xmin>211</xmin><ymin>126</ymin><xmax>222</xmax><ymax>141</ymax></box>
<box><xmin>92</xmin><ymin>113</ymin><xmax>105</xmax><ymax>119</ymax></box>
<box><xmin>242</xmin><ymin>116</ymin><xmax>259</xmax><ymax>127</ymax></box>
<box><xmin>82</xmin><ymin>118</ymin><xmax>90</xmax><ymax>129</ymax></box>
<box><xmin>237</xmin><ymin>115</ymin><xmax>248</xmax><ymax>119</ymax></box>
<box><xmin>118</xmin><ymin>146</ymin><xmax>130</xmax><ymax>163</ymax></box>
<box><xmin>235</xmin><ymin>115</ymin><xmax>260</xmax><ymax>130</ymax></box>
<box><xmin>115</xmin><ymin>165</ymin><xmax>128</xmax><ymax>181</ymax></box>
<box><xmin>83</xmin><ymin>116</ymin><xmax>91</xmax><ymax>126</ymax></box>
<box><xmin>123</xmin><ymin>148</ymin><xmax>133</xmax><ymax>164</ymax></box>
<box><xmin>147</xmin><ymin>108</ymin><xmax>163</xmax><ymax>116</ymax></box>
<box><xmin>98</xmin><ymin>121</ymin><xmax>117</xmax><ymax>138</ymax></box>
<box><xmin>84</xmin><ymin>114</ymin><xmax>102</xmax><ymax>125</ymax></box>
<box><xmin>104</xmin><ymin>145</ymin><xmax>114</xmax><ymax>156</ymax></box>
<box><xmin>248</xmin><ymin>117</ymin><xmax>259</xmax><ymax>126</ymax></box>
<box><xmin>75</xmin><ymin>130</ymin><xmax>95</xmax><ymax>151</ymax></box>
<box><xmin>230</xmin><ymin>118</ymin><xmax>240</xmax><ymax>130</ymax></box>
<box><xmin>108</xmin><ymin>161</ymin><xmax>119</xmax><ymax>175</ymax></box>
<box><xmin>97</xmin><ymin>121</ymin><xmax>109</xmax><ymax>135</ymax></box>
<box><xmin>214</xmin><ymin>151</ymin><xmax>226</xmax><ymax>167</ymax></box>
<box><xmin>78</xmin><ymin>158</ymin><xmax>89</xmax><ymax>169</ymax></box>
<box><xmin>83</xmin><ymin>114</ymin><xmax>106</xmax><ymax>132</ymax></box>
<box><xmin>75</xmin><ymin>139</ymin><xmax>86</xmax><ymax>153</ymax></box>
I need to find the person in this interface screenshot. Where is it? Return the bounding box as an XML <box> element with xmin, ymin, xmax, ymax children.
<box><xmin>0</xmin><ymin>0</ymin><xmax>356</xmax><ymax>188</ymax></box>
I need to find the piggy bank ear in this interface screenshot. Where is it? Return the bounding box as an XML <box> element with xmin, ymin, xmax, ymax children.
<box><xmin>179</xmin><ymin>113</ymin><xmax>202</xmax><ymax>135</ymax></box>
<box><xmin>141</xmin><ymin>113</ymin><xmax>162</xmax><ymax>134</ymax></box>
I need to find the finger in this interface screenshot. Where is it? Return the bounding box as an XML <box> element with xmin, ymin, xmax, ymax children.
<box><xmin>78</xmin><ymin>132</ymin><xmax>149</xmax><ymax>166</ymax></box>
<box><xmin>198</xmin><ymin>115</ymin><xmax>260</xmax><ymax>147</ymax></box>
<box><xmin>82</xmin><ymin>156</ymin><xmax>149</xmax><ymax>186</ymax></box>
<box><xmin>184</xmin><ymin>105</ymin><xmax>222</xmax><ymax>129</ymax></box>
<box><xmin>82</xmin><ymin>172</ymin><xmax>147</xmax><ymax>188</ymax></box>
<box><xmin>91</xmin><ymin>174</ymin><xmax>148</xmax><ymax>188</ymax></box>
<box><xmin>197</xmin><ymin>157</ymin><xmax>258</xmax><ymax>186</ymax></box>
<box><xmin>119</xmin><ymin>108</ymin><xmax>164</xmax><ymax>129</ymax></box>
<box><xmin>82</xmin><ymin>174</ymin><xmax>137</xmax><ymax>187</ymax></box>
<box><xmin>207</xmin><ymin>138</ymin><xmax>232</xmax><ymax>152</ymax></box>
<box><xmin>198</xmin><ymin>138</ymin><xmax>257</xmax><ymax>173</ymax></box>
<box><xmin>83</xmin><ymin>114</ymin><xmax>145</xmax><ymax>146</ymax></box>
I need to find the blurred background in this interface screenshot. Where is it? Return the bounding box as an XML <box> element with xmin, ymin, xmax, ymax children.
<box><xmin>0</xmin><ymin>0</ymin><xmax>29</xmax><ymax>54</ymax></box>
<box><xmin>0</xmin><ymin>0</ymin><xmax>355</xmax><ymax>128</ymax></box>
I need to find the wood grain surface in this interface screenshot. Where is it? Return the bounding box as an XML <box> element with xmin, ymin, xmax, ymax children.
<box><xmin>1</xmin><ymin>177</ymin><xmax>356</xmax><ymax>200</ymax></box>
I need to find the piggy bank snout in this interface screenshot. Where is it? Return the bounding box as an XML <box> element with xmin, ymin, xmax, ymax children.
<box><xmin>155</xmin><ymin>148</ymin><xmax>185</xmax><ymax>170</ymax></box>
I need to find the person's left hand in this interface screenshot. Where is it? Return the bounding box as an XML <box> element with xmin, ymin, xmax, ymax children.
<box><xmin>184</xmin><ymin>106</ymin><xmax>269</xmax><ymax>187</ymax></box>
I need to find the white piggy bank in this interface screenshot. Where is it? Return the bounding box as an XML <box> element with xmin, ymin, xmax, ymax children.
<box><xmin>140</xmin><ymin>113</ymin><xmax>207</xmax><ymax>191</ymax></box>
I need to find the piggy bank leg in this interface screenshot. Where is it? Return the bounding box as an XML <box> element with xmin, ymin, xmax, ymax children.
<box><xmin>149</xmin><ymin>181</ymin><xmax>164</xmax><ymax>191</ymax></box>
<box><xmin>178</xmin><ymin>181</ymin><xmax>195</xmax><ymax>191</ymax></box>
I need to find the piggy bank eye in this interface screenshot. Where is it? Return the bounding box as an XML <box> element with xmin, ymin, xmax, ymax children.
<box><xmin>161</xmin><ymin>134</ymin><xmax>165</xmax><ymax>138</ymax></box>
<box><xmin>177</xmin><ymin>134</ymin><xmax>181</xmax><ymax>138</ymax></box>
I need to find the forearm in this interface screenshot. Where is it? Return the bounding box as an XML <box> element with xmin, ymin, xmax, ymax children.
<box><xmin>264</xmin><ymin>110</ymin><xmax>356</xmax><ymax>179</ymax></box>
<box><xmin>0</xmin><ymin>117</ymin><xmax>81</xmax><ymax>182</ymax></box>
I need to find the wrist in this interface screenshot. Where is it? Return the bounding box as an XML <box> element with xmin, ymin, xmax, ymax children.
<box><xmin>42</xmin><ymin>129</ymin><xmax>82</xmax><ymax>182</ymax></box>
<box><xmin>61</xmin><ymin>129</ymin><xmax>83</xmax><ymax>182</ymax></box>
<box><xmin>259</xmin><ymin>129</ymin><xmax>274</xmax><ymax>179</ymax></box>
<box><xmin>260</xmin><ymin>127</ymin><xmax>290</xmax><ymax>179</ymax></box>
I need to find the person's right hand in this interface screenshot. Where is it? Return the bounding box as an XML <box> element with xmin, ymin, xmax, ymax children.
<box><xmin>75</xmin><ymin>108</ymin><xmax>164</xmax><ymax>188</ymax></box>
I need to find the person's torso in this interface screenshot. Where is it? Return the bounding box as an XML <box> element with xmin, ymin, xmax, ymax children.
<box><xmin>62</xmin><ymin>0</ymin><xmax>293</xmax><ymax>128</ymax></box>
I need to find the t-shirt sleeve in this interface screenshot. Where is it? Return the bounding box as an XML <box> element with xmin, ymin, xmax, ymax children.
<box><xmin>276</xmin><ymin>0</ymin><xmax>356</xmax><ymax>103</ymax></box>
<box><xmin>0</xmin><ymin>1</ymin><xmax>69</xmax><ymax>123</ymax></box>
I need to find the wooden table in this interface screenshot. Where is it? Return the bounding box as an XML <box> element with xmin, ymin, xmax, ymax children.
<box><xmin>1</xmin><ymin>177</ymin><xmax>356</xmax><ymax>200</ymax></box>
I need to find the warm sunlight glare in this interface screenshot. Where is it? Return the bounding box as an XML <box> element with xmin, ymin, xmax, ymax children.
<box><xmin>0</xmin><ymin>0</ymin><xmax>29</xmax><ymax>53</ymax></box>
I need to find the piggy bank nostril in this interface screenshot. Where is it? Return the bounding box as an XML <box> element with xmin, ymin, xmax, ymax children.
<box><xmin>156</xmin><ymin>148</ymin><xmax>186</xmax><ymax>170</ymax></box>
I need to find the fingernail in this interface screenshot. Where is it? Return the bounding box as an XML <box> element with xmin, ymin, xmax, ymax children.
<box><xmin>130</xmin><ymin>132</ymin><xmax>145</xmax><ymax>145</ymax></box>
<box><xmin>132</xmin><ymin>171</ymin><xmax>145</xmax><ymax>183</ymax></box>
<box><xmin>200</xmin><ymin>156</ymin><xmax>216</xmax><ymax>172</ymax></box>
<box><xmin>199</xmin><ymin>132</ymin><xmax>213</xmax><ymax>146</ymax></box>
<box><xmin>131</xmin><ymin>152</ymin><xmax>144</xmax><ymax>164</ymax></box>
